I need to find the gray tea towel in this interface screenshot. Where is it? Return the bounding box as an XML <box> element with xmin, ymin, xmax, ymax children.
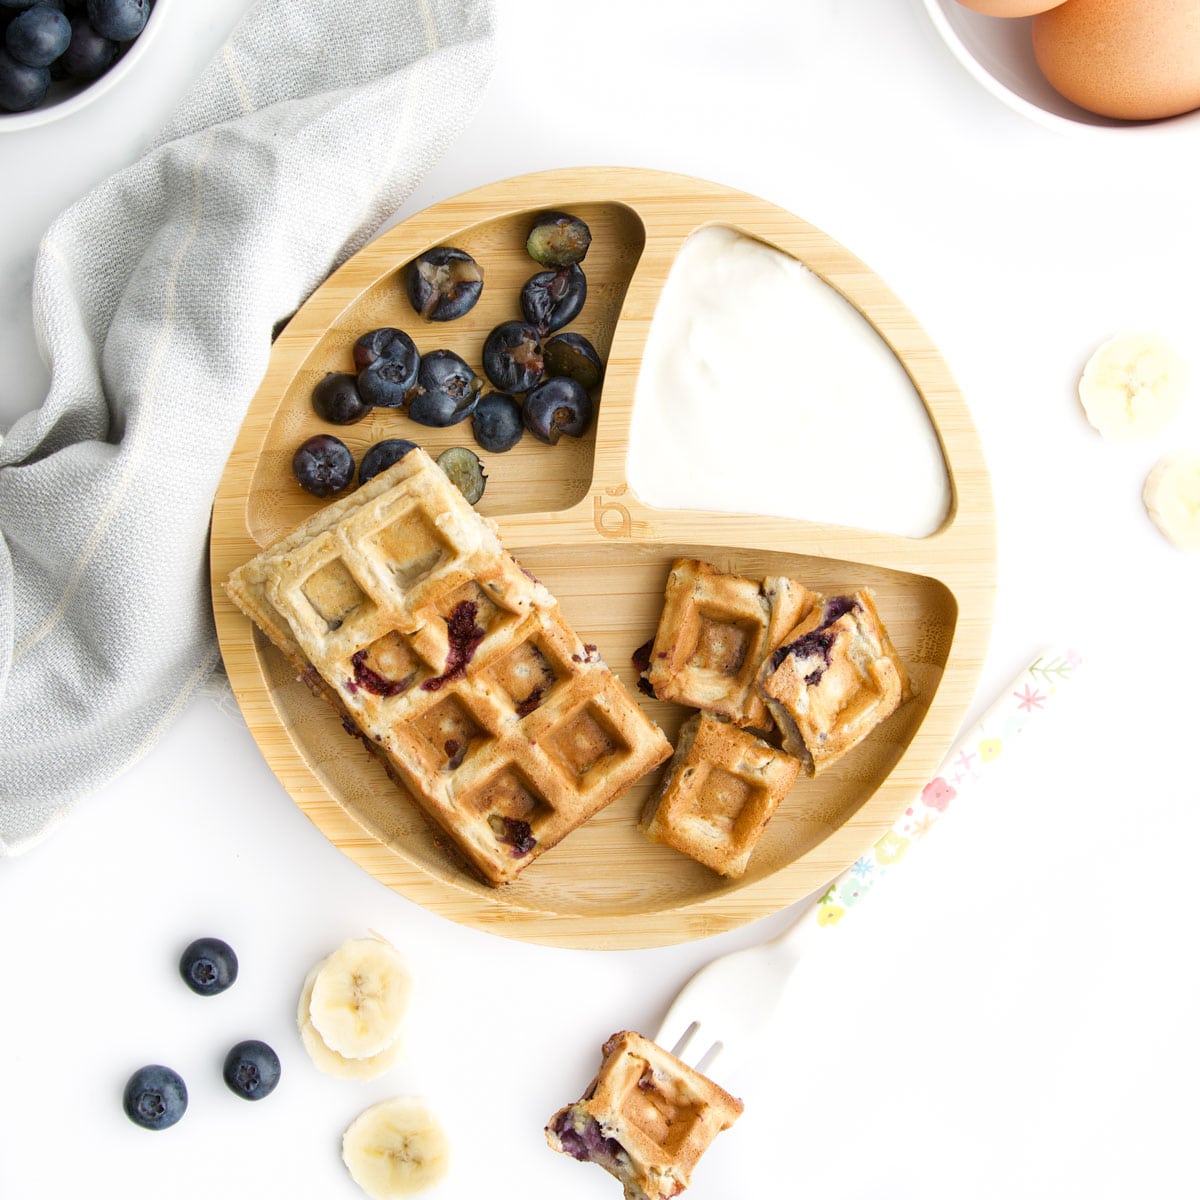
<box><xmin>0</xmin><ymin>0</ymin><xmax>496</xmax><ymax>855</ymax></box>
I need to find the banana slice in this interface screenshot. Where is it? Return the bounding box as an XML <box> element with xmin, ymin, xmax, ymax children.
<box><xmin>1144</xmin><ymin>451</ymin><xmax>1200</xmax><ymax>551</ymax></box>
<box><xmin>309</xmin><ymin>936</ymin><xmax>412</xmax><ymax>1060</ymax></box>
<box><xmin>342</xmin><ymin>1097</ymin><xmax>450</xmax><ymax>1198</ymax></box>
<box><xmin>1078</xmin><ymin>332</ymin><xmax>1187</xmax><ymax>441</ymax></box>
<box><xmin>297</xmin><ymin>959</ymin><xmax>403</xmax><ymax>1080</ymax></box>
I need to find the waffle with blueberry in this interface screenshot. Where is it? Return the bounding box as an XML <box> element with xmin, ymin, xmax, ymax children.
<box><xmin>225</xmin><ymin>448</ymin><xmax>671</xmax><ymax>885</ymax></box>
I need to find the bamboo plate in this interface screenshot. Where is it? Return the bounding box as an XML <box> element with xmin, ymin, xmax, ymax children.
<box><xmin>210</xmin><ymin>166</ymin><xmax>995</xmax><ymax>949</ymax></box>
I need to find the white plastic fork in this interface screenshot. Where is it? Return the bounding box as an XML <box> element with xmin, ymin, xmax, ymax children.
<box><xmin>654</xmin><ymin>647</ymin><xmax>1081</xmax><ymax>1081</ymax></box>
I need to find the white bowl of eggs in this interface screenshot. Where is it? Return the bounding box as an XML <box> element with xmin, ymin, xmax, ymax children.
<box><xmin>920</xmin><ymin>0</ymin><xmax>1200</xmax><ymax>134</ymax></box>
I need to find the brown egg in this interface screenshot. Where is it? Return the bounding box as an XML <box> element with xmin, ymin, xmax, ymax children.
<box><xmin>1032</xmin><ymin>0</ymin><xmax>1200</xmax><ymax>120</ymax></box>
<box><xmin>954</xmin><ymin>0</ymin><xmax>1066</xmax><ymax>15</ymax></box>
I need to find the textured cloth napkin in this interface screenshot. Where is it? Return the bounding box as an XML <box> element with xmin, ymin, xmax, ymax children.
<box><xmin>0</xmin><ymin>0</ymin><xmax>496</xmax><ymax>855</ymax></box>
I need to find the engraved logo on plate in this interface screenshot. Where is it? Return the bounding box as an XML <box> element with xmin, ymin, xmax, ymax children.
<box><xmin>594</xmin><ymin>487</ymin><xmax>631</xmax><ymax>539</ymax></box>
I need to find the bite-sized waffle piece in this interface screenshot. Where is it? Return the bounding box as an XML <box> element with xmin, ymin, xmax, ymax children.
<box><xmin>545</xmin><ymin>1030</ymin><xmax>743</xmax><ymax>1200</ymax></box>
<box><xmin>225</xmin><ymin>449</ymin><xmax>671</xmax><ymax>886</ymax></box>
<box><xmin>640</xmin><ymin>559</ymin><xmax>818</xmax><ymax>728</ymax></box>
<box><xmin>758</xmin><ymin>588</ymin><xmax>911</xmax><ymax>775</ymax></box>
<box><xmin>640</xmin><ymin>712</ymin><xmax>801</xmax><ymax>878</ymax></box>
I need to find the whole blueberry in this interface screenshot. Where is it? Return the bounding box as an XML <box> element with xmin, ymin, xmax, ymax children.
<box><xmin>520</xmin><ymin>264</ymin><xmax>586</xmax><ymax>335</ymax></box>
<box><xmin>123</xmin><ymin>1064</ymin><xmax>188</xmax><ymax>1131</ymax></box>
<box><xmin>59</xmin><ymin>15</ymin><xmax>114</xmax><ymax>78</ymax></box>
<box><xmin>292</xmin><ymin>434</ymin><xmax>354</xmax><ymax>497</ymax></box>
<box><xmin>524</xmin><ymin>376</ymin><xmax>593</xmax><ymax>445</ymax></box>
<box><xmin>405</xmin><ymin>246</ymin><xmax>483</xmax><ymax>322</ymax></box>
<box><xmin>408</xmin><ymin>349</ymin><xmax>481</xmax><ymax>427</ymax></box>
<box><xmin>354</xmin><ymin>327</ymin><xmax>420</xmax><ymax>408</ymax></box>
<box><xmin>6</xmin><ymin>3</ymin><xmax>70</xmax><ymax>66</ymax></box>
<box><xmin>0</xmin><ymin>47</ymin><xmax>47</xmax><ymax>109</ymax></box>
<box><xmin>471</xmin><ymin>391</ymin><xmax>523</xmax><ymax>453</ymax></box>
<box><xmin>222</xmin><ymin>1039</ymin><xmax>281</xmax><ymax>1102</ymax></box>
<box><xmin>359</xmin><ymin>437</ymin><xmax>419</xmax><ymax>485</ymax></box>
<box><xmin>86</xmin><ymin>0</ymin><xmax>148</xmax><ymax>41</ymax></box>
<box><xmin>482</xmin><ymin>321</ymin><xmax>544</xmax><ymax>395</ymax></box>
<box><xmin>179</xmin><ymin>936</ymin><xmax>238</xmax><ymax>996</ymax></box>
<box><xmin>311</xmin><ymin>372</ymin><xmax>370</xmax><ymax>425</ymax></box>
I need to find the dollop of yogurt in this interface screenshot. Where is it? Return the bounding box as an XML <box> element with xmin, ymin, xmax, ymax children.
<box><xmin>626</xmin><ymin>226</ymin><xmax>951</xmax><ymax>538</ymax></box>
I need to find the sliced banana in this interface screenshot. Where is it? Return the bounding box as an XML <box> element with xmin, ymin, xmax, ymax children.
<box><xmin>309</xmin><ymin>936</ymin><xmax>412</xmax><ymax>1060</ymax></box>
<box><xmin>1144</xmin><ymin>451</ymin><xmax>1200</xmax><ymax>551</ymax></box>
<box><xmin>1078</xmin><ymin>332</ymin><xmax>1187</xmax><ymax>441</ymax></box>
<box><xmin>342</xmin><ymin>1097</ymin><xmax>450</xmax><ymax>1199</ymax></box>
<box><xmin>297</xmin><ymin>959</ymin><xmax>403</xmax><ymax>1080</ymax></box>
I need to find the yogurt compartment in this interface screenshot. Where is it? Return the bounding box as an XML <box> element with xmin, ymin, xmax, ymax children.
<box><xmin>627</xmin><ymin>226</ymin><xmax>952</xmax><ymax>538</ymax></box>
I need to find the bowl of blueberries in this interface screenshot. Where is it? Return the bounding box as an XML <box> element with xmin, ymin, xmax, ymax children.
<box><xmin>0</xmin><ymin>0</ymin><xmax>163</xmax><ymax>127</ymax></box>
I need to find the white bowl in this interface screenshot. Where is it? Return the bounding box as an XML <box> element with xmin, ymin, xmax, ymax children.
<box><xmin>0</xmin><ymin>0</ymin><xmax>172</xmax><ymax>132</ymax></box>
<box><xmin>918</xmin><ymin>0</ymin><xmax>1200</xmax><ymax>135</ymax></box>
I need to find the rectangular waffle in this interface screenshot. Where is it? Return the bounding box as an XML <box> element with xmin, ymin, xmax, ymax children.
<box><xmin>640</xmin><ymin>712</ymin><xmax>801</xmax><ymax>878</ymax></box>
<box><xmin>758</xmin><ymin>589</ymin><xmax>911</xmax><ymax>774</ymax></box>
<box><xmin>639</xmin><ymin>559</ymin><xmax>818</xmax><ymax>729</ymax></box>
<box><xmin>225</xmin><ymin>448</ymin><xmax>672</xmax><ymax>886</ymax></box>
<box><xmin>545</xmin><ymin>1030</ymin><xmax>743</xmax><ymax>1200</ymax></box>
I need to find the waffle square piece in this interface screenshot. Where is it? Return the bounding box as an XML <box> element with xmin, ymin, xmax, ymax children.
<box><xmin>225</xmin><ymin>449</ymin><xmax>671</xmax><ymax>886</ymax></box>
<box><xmin>640</xmin><ymin>560</ymin><xmax>818</xmax><ymax>728</ymax></box>
<box><xmin>758</xmin><ymin>589</ymin><xmax>911</xmax><ymax>775</ymax></box>
<box><xmin>546</xmin><ymin>1031</ymin><xmax>743</xmax><ymax>1200</ymax></box>
<box><xmin>640</xmin><ymin>712</ymin><xmax>801</xmax><ymax>877</ymax></box>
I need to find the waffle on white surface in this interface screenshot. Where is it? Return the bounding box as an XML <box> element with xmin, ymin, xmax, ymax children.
<box><xmin>225</xmin><ymin>449</ymin><xmax>671</xmax><ymax>885</ymax></box>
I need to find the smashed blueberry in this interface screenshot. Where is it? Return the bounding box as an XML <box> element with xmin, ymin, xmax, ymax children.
<box><xmin>358</xmin><ymin>437</ymin><xmax>419</xmax><ymax>484</ymax></box>
<box><xmin>59</xmin><ymin>14</ymin><xmax>115</xmax><ymax>79</ymax></box>
<box><xmin>523</xmin><ymin>376</ymin><xmax>593</xmax><ymax>444</ymax></box>
<box><xmin>222</xmin><ymin>1039</ymin><xmax>281</xmax><ymax>1102</ymax></box>
<box><xmin>437</xmin><ymin>446</ymin><xmax>486</xmax><ymax>505</ymax></box>
<box><xmin>311</xmin><ymin>372</ymin><xmax>370</xmax><ymax>425</ymax></box>
<box><xmin>292</xmin><ymin>434</ymin><xmax>354</xmax><ymax>498</ymax></box>
<box><xmin>179</xmin><ymin>936</ymin><xmax>238</xmax><ymax>996</ymax></box>
<box><xmin>526</xmin><ymin>212</ymin><xmax>592</xmax><ymax>267</ymax></box>
<box><xmin>408</xmin><ymin>349</ymin><xmax>482</xmax><ymax>427</ymax></box>
<box><xmin>471</xmin><ymin>391</ymin><xmax>523</xmax><ymax>453</ymax></box>
<box><xmin>0</xmin><ymin>46</ymin><xmax>47</xmax><ymax>109</ymax></box>
<box><xmin>353</xmin><ymin>326</ymin><xmax>420</xmax><ymax>408</ymax></box>
<box><xmin>123</xmin><ymin>1064</ymin><xmax>187</xmax><ymax>1131</ymax></box>
<box><xmin>405</xmin><ymin>246</ymin><xmax>483</xmax><ymax>321</ymax></box>
<box><xmin>521</xmin><ymin>264</ymin><xmax>586</xmax><ymax>335</ymax></box>
<box><xmin>85</xmin><ymin>0</ymin><xmax>147</xmax><ymax>41</ymax></box>
<box><xmin>421</xmin><ymin>599</ymin><xmax>485</xmax><ymax>692</ymax></box>
<box><xmin>6</xmin><ymin>4</ymin><xmax>70</xmax><ymax>67</ymax></box>
<box><xmin>488</xmin><ymin>813</ymin><xmax>537</xmax><ymax>856</ymax></box>
<box><xmin>482</xmin><ymin>320</ymin><xmax>544</xmax><ymax>394</ymax></box>
<box><xmin>543</xmin><ymin>331</ymin><xmax>603</xmax><ymax>391</ymax></box>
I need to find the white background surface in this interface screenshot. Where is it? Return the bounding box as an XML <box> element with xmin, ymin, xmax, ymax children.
<box><xmin>2</xmin><ymin>1</ymin><xmax>1199</xmax><ymax>1197</ymax></box>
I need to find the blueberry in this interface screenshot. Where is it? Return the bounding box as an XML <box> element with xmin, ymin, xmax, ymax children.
<box><xmin>0</xmin><ymin>46</ymin><xmax>47</xmax><ymax>109</ymax></box>
<box><xmin>179</xmin><ymin>936</ymin><xmax>238</xmax><ymax>996</ymax></box>
<box><xmin>60</xmin><ymin>15</ymin><xmax>114</xmax><ymax>78</ymax></box>
<box><xmin>123</xmin><ymin>1065</ymin><xmax>187</xmax><ymax>1131</ymax></box>
<box><xmin>6</xmin><ymin>3</ymin><xmax>69</xmax><ymax>66</ymax></box>
<box><xmin>520</xmin><ymin>264</ymin><xmax>586</xmax><ymax>335</ymax></box>
<box><xmin>85</xmin><ymin>0</ymin><xmax>147</xmax><ymax>41</ymax></box>
<box><xmin>408</xmin><ymin>349</ymin><xmax>481</xmax><ymax>427</ymax></box>
<box><xmin>354</xmin><ymin>327</ymin><xmax>420</xmax><ymax>408</ymax></box>
<box><xmin>222</xmin><ymin>1039</ymin><xmax>281</xmax><ymax>1102</ymax></box>
<box><xmin>359</xmin><ymin>437</ymin><xmax>419</xmax><ymax>484</ymax></box>
<box><xmin>481</xmin><ymin>320</ymin><xmax>544</xmax><ymax>394</ymax></box>
<box><xmin>526</xmin><ymin>212</ymin><xmax>591</xmax><ymax>267</ymax></box>
<box><xmin>471</xmin><ymin>391</ymin><xmax>523</xmax><ymax>453</ymax></box>
<box><xmin>523</xmin><ymin>377</ymin><xmax>593</xmax><ymax>445</ymax></box>
<box><xmin>543</xmin><ymin>332</ymin><xmax>603</xmax><ymax>391</ymax></box>
<box><xmin>437</xmin><ymin>446</ymin><xmax>486</xmax><ymax>505</ymax></box>
<box><xmin>405</xmin><ymin>246</ymin><xmax>483</xmax><ymax>322</ymax></box>
<box><xmin>311</xmin><ymin>372</ymin><xmax>370</xmax><ymax>425</ymax></box>
<box><xmin>292</xmin><ymin>434</ymin><xmax>354</xmax><ymax>498</ymax></box>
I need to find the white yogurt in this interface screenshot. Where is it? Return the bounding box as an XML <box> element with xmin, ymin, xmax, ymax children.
<box><xmin>626</xmin><ymin>226</ymin><xmax>951</xmax><ymax>538</ymax></box>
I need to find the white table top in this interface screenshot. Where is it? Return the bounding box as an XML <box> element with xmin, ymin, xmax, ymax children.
<box><xmin>3</xmin><ymin>2</ymin><xmax>1199</xmax><ymax>1197</ymax></box>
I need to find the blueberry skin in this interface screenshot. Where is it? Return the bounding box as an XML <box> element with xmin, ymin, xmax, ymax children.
<box><xmin>520</xmin><ymin>264</ymin><xmax>586</xmax><ymax>336</ymax></box>
<box><xmin>405</xmin><ymin>246</ymin><xmax>483</xmax><ymax>322</ymax></box>
<box><xmin>524</xmin><ymin>377</ymin><xmax>593</xmax><ymax>445</ymax></box>
<box><xmin>354</xmin><ymin>327</ymin><xmax>420</xmax><ymax>408</ymax></box>
<box><xmin>60</xmin><ymin>15</ymin><xmax>114</xmax><ymax>78</ymax></box>
<box><xmin>0</xmin><ymin>47</ymin><xmax>47</xmax><ymax>109</ymax></box>
<box><xmin>359</xmin><ymin>438</ymin><xmax>418</xmax><ymax>485</ymax></box>
<box><xmin>311</xmin><ymin>372</ymin><xmax>370</xmax><ymax>425</ymax></box>
<box><xmin>123</xmin><ymin>1065</ymin><xmax>188</xmax><ymax>1131</ymax></box>
<box><xmin>471</xmin><ymin>392</ymin><xmax>523</xmax><ymax>454</ymax></box>
<box><xmin>223</xmin><ymin>1040</ymin><xmax>281</xmax><ymax>1102</ymax></box>
<box><xmin>179</xmin><ymin>936</ymin><xmax>238</xmax><ymax>996</ymax></box>
<box><xmin>292</xmin><ymin>434</ymin><xmax>354</xmax><ymax>498</ymax></box>
<box><xmin>543</xmin><ymin>331</ymin><xmax>603</xmax><ymax>391</ymax></box>
<box><xmin>481</xmin><ymin>321</ymin><xmax>544</xmax><ymax>394</ymax></box>
<box><xmin>6</xmin><ymin>4</ymin><xmax>70</xmax><ymax>66</ymax></box>
<box><xmin>408</xmin><ymin>349</ymin><xmax>481</xmax><ymax>427</ymax></box>
<box><xmin>86</xmin><ymin>0</ymin><xmax>147</xmax><ymax>41</ymax></box>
